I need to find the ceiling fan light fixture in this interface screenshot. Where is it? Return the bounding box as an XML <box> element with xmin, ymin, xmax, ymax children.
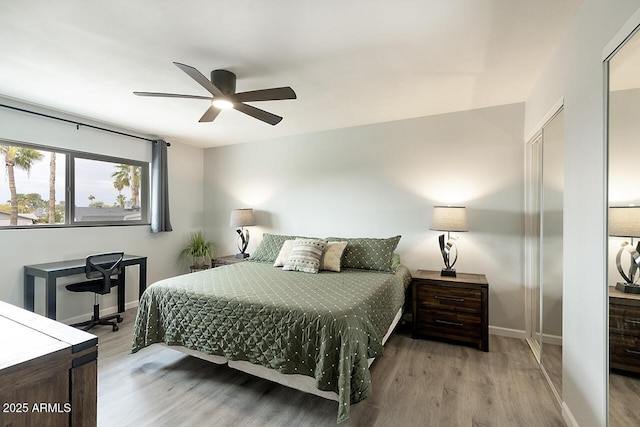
<box><xmin>212</xmin><ymin>99</ymin><xmax>233</xmax><ymax>110</ymax></box>
<box><xmin>134</xmin><ymin>62</ymin><xmax>296</xmax><ymax>125</ymax></box>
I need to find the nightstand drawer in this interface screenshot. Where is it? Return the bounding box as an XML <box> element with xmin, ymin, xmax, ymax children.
<box><xmin>610</xmin><ymin>334</ymin><xmax>640</xmax><ymax>371</ymax></box>
<box><xmin>610</xmin><ymin>315</ymin><xmax>640</xmax><ymax>337</ymax></box>
<box><xmin>610</xmin><ymin>304</ymin><xmax>640</xmax><ymax>337</ymax></box>
<box><xmin>417</xmin><ymin>309</ymin><xmax>482</xmax><ymax>338</ymax></box>
<box><xmin>417</xmin><ymin>286</ymin><xmax>481</xmax><ymax>314</ymax></box>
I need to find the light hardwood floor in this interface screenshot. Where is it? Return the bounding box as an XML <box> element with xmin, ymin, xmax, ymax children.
<box><xmin>610</xmin><ymin>371</ymin><xmax>640</xmax><ymax>427</ymax></box>
<box><xmin>542</xmin><ymin>343</ymin><xmax>562</xmax><ymax>398</ymax></box>
<box><xmin>94</xmin><ymin>308</ymin><xmax>564</xmax><ymax>426</ymax></box>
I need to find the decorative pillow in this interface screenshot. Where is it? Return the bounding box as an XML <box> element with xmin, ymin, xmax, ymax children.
<box><xmin>319</xmin><ymin>241</ymin><xmax>348</xmax><ymax>272</ymax></box>
<box><xmin>283</xmin><ymin>239</ymin><xmax>327</xmax><ymax>274</ymax></box>
<box><xmin>273</xmin><ymin>239</ymin><xmax>295</xmax><ymax>267</ymax></box>
<box><xmin>391</xmin><ymin>252</ymin><xmax>402</xmax><ymax>272</ymax></box>
<box><xmin>250</xmin><ymin>233</ymin><xmax>298</xmax><ymax>263</ymax></box>
<box><xmin>327</xmin><ymin>235</ymin><xmax>401</xmax><ymax>272</ymax></box>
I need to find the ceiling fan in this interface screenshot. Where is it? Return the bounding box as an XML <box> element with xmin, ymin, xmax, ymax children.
<box><xmin>134</xmin><ymin>62</ymin><xmax>296</xmax><ymax>125</ymax></box>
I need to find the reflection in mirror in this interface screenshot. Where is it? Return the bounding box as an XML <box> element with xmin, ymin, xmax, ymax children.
<box><xmin>525</xmin><ymin>109</ymin><xmax>563</xmax><ymax>402</ymax></box>
<box><xmin>541</xmin><ymin>109</ymin><xmax>563</xmax><ymax>399</ymax></box>
<box><xmin>608</xmin><ymin>26</ymin><xmax>640</xmax><ymax>426</ymax></box>
<box><xmin>525</xmin><ymin>134</ymin><xmax>543</xmax><ymax>361</ymax></box>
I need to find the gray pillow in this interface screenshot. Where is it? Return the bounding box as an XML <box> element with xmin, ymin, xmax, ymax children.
<box><xmin>249</xmin><ymin>233</ymin><xmax>298</xmax><ymax>263</ymax></box>
<box><xmin>249</xmin><ymin>233</ymin><xmax>318</xmax><ymax>263</ymax></box>
<box><xmin>327</xmin><ymin>235</ymin><xmax>401</xmax><ymax>272</ymax></box>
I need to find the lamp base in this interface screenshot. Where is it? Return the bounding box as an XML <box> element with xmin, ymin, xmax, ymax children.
<box><xmin>236</xmin><ymin>253</ymin><xmax>250</xmax><ymax>259</ymax></box>
<box><xmin>441</xmin><ymin>268</ymin><xmax>457</xmax><ymax>277</ymax></box>
<box><xmin>615</xmin><ymin>282</ymin><xmax>640</xmax><ymax>294</ymax></box>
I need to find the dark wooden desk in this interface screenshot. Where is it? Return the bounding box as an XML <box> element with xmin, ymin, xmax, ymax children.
<box><xmin>24</xmin><ymin>254</ymin><xmax>147</xmax><ymax>320</ymax></box>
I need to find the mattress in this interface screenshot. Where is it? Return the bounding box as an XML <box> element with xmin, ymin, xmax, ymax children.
<box><xmin>132</xmin><ymin>261</ymin><xmax>411</xmax><ymax>423</ymax></box>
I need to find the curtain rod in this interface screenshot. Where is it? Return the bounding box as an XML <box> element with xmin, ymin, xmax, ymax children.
<box><xmin>0</xmin><ymin>102</ymin><xmax>170</xmax><ymax>146</ymax></box>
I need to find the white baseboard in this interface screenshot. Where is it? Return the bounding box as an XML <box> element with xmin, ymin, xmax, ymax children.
<box><xmin>489</xmin><ymin>327</ymin><xmax>562</xmax><ymax>346</ymax></box>
<box><xmin>125</xmin><ymin>300</ymin><xmax>140</xmax><ymax>311</ymax></box>
<box><xmin>542</xmin><ymin>333</ymin><xmax>562</xmax><ymax>346</ymax></box>
<box><xmin>489</xmin><ymin>326</ymin><xmax>527</xmax><ymax>339</ymax></box>
<box><xmin>61</xmin><ymin>300</ymin><xmax>139</xmax><ymax>325</ymax></box>
<box><xmin>562</xmin><ymin>402</ymin><xmax>579</xmax><ymax>427</ymax></box>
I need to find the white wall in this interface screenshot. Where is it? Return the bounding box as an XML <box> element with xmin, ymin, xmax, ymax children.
<box><xmin>204</xmin><ymin>103</ymin><xmax>526</xmax><ymax>332</ymax></box>
<box><xmin>524</xmin><ymin>1</ymin><xmax>640</xmax><ymax>426</ymax></box>
<box><xmin>0</xmin><ymin>97</ymin><xmax>205</xmax><ymax>321</ymax></box>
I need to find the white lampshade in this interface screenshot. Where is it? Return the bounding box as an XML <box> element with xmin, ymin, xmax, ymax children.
<box><xmin>230</xmin><ymin>208</ymin><xmax>256</xmax><ymax>227</ymax></box>
<box><xmin>431</xmin><ymin>206</ymin><xmax>468</xmax><ymax>232</ymax></box>
<box><xmin>609</xmin><ymin>206</ymin><xmax>640</xmax><ymax>237</ymax></box>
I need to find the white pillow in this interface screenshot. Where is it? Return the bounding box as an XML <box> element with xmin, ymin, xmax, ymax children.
<box><xmin>320</xmin><ymin>241</ymin><xmax>348</xmax><ymax>272</ymax></box>
<box><xmin>273</xmin><ymin>239</ymin><xmax>295</xmax><ymax>267</ymax></box>
<box><xmin>283</xmin><ymin>239</ymin><xmax>327</xmax><ymax>274</ymax></box>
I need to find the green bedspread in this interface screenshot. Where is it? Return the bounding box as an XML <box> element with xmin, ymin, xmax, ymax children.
<box><xmin>132</xmin><ymin>261</ymin><xmax>410</xmax><ymax>423</ymax></box>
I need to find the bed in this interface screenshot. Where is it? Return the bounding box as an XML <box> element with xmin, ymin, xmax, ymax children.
<box><xmin>132</xmin><ymin>235</ymin><xmax>409</xmax><ymax>423</ymax></box>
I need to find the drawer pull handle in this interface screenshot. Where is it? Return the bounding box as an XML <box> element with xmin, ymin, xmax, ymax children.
<box><xmin>624</xmin><ymin>349</ymin><xmax>640</xmax><ymax>356</ymax></box>
<box><xmin>435</xmin><ymin>319</ymin><xmax>464</xmax><ymax>327</ymax></box>
<box><xmin>434</xmin><ymin>296</ymin><xmax>465</xmax><ymax>303</ymax></box>
<box><xmin>624</xmin><ymin>319</ymin><xmax>640</xmax><ymax>325</ymax></box>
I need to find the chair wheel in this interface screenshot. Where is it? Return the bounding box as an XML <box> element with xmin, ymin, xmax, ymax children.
<box><xmin>112</xmin><ymin>324</ymin><xmax>119</xmax><ymax>332</ymax></box>
<box><xmin>117</xmin><ymin>317</ymin><xmax>123</xmax><ymax>323</ymax></box>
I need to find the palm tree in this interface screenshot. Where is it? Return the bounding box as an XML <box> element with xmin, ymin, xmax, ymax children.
<box><xmin>111</xmin><ymin>164</ymin><xmax>141</xmax><ymax>208</ymax></box>
<box><xmin>0</xmin><ymin>145</ymin><xmax>43</xmax><ymax>225</ymax></box>
<box><xmin>48</xmin><ymin>152</ymin><xmax>56</xmax><ymax>224</ymax></box>
<box><xmin>129</xmin><ymin>165</ymin><xmax>141</xmax><ymax>207</ymax></box>
<box><xmin>116</xmin><ymin>194</ymin><xmax>126</xmax><ymax>208</ymax></box>
<box><xmin>113</xmin><ymin>180</ymin><xmax>125</xmax><ymax>207</ymax></box>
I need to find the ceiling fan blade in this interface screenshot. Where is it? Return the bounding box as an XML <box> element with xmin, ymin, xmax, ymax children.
<box><xmin>133</xmin><ymin>91</ymin><xmax>213</xmax><ymax>100</ymax></box>
<box><xmin>173</xmin><ymin>62</ymin><xmax>224</xmax><ymax>97</ymax></box>
<box><xmin>199</xmin><ymin>105</ymin><xmax>221</xmax><ymax>122</ymax></box>
<box><xmin>232</xmin><ymin>87</ymin><xmax>297</xmax><ymax>103</ymax></box>
<box><xmin>233</xmin><ymin>103</ymin><xmax>283</xmax><ymax>125</ymax></box>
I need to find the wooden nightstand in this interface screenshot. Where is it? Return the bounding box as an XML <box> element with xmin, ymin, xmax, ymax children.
<box><xmin>609</xmin><ymin>286</ymin><xmax>640</xmax><ymax>374</ymax></box>
<box><xmin>189</xmin><ymin>264</ymin><xmax>210</xmax><ymax>273</ymax></box>
<box><xmin>212</xmin><ymin>255</ymin><xmax>248</xmax><ymax>268</ymax></box>
<box><xmin>412</xmin><ymin>269</ymin><xmax>489</xmax><ymax>352</ymax></box>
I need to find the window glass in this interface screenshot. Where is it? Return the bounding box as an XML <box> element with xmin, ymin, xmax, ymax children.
<box><xmin>0</xmin><ymin>145</ymin><xmax>65</xmax><ymax>226</ymax></box>
<box><xmin>74</xmin><ymin>158</ymin><xmax>144</xmax><ymax>223</ymax></box>
<box><xmin>0</xmin><ymin>141</ymin><xmax>148</xmax><ymax>228</ymax></box>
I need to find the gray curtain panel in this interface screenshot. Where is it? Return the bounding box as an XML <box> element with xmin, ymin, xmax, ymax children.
<box><xmin>151</xmin><ymin>139</ymin><xmax>173</xmax><ymax>233</ymax></box>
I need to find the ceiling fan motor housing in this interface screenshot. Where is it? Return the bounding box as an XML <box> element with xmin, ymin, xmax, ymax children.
<box><xmin>211</xmin><ymin>69</ymin><xmax>236</xmax><ymax>95</ymax></box>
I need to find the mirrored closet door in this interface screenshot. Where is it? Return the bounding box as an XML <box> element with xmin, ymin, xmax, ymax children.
<box><xmin>525</xmin><ymin>108</ymin><xmax>564</xmax><ymax>402</ymax></box>
<box><xmin>606</xmin><ymin>24</ymin><xmax>640</xmax><ymax>426</ymax></box>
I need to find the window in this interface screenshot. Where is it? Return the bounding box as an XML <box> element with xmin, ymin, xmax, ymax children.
<box><xmin>0</xmin><ymin>140</ymin><xmax>149</xmax><ymax>228</ymax></box>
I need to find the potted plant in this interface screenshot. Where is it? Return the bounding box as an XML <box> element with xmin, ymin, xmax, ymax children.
<box><xmin>180</xmin><ymin>231</ymin><xmax>215</xmax><ymax>270</ymax></box>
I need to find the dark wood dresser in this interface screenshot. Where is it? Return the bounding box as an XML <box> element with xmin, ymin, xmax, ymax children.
<box><xmin>609</xmin><ymin>286</ymin><xmax>640</xmax><ymax>374</ymax></box>
<box><xmin>0</xmin><ymin>301</ymin><xmax>98</xmax><ymax>427</ymax></box>
<box><xmin>412</xmin><ymin>270</ymin><xmax>489</xmax><ymax>352</ymax></box>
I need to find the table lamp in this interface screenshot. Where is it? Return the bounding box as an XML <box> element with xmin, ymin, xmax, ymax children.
<box><xmin>430</xmin><ymin>206</ymin><xmax>468</xmax><ymax>277</ymax></box>
<box><xmin>230</xmin><ymin>208</ymin><xmax>256</xmax><ymax>259</ymax></box>
<box><xmin>609</xmin><ymin>206</ymin><xmax>640</xmax><ymax>293</ymax></box>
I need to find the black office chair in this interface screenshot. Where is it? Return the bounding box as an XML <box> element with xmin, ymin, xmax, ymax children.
<box><xmin>66</xmin><ymin>252</ymin><xmax>125</xmax><ymax>332</ymax></box>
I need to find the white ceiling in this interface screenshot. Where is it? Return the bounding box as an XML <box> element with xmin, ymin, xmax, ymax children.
<box><xmin>0</xmin><ymin>1</ymin><xmax>581</xmax><ymax>148</ymax></box>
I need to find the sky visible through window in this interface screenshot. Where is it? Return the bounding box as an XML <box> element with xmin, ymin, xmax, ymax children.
<box><xmin>0</xmin><ymin>153</ymin><xmax>131</xmax><ymax>208</ymax></box>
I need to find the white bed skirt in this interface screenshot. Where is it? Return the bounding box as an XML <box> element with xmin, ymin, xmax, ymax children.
<box><xmin>161</xmin><ymin>307</ymin><xmax>403</xmax><ymax>402</ymax></box>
